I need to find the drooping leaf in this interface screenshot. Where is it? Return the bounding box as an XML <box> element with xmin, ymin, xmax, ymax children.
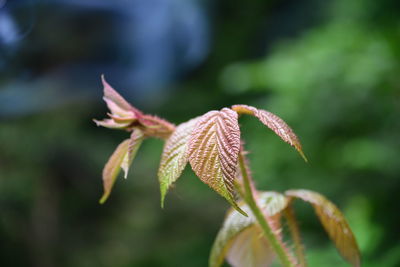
<box><xmin>158</xmin><ymin>118</ymin><xmax>199</xmax><ymax>207</ymax></box>
<box><xmin>232</xmin><ymin>104</ymin><xmax>307</xmax><ymax>161</ymax></box>
<box><xmin>99</xmin><ymin>139</ymin><xmax>130</xmax><ymax>204</ymax></box>
<box><xmin>99</xmin><ymin>131</ymin><xmax>144</xmax><ymax>204</ymax></box>
<box><xmin>256</xmin><ymin>191</ymin><xmax>289</xmax><ymax>250</ymax></box>
<box><xmin>226</xmin><ymin>226</ymin><xmax>275</xmax><ymax>267</ymax></box>
<box><xmin>188</xmin><ymin>108</ymin><xmax>245</xmax><ymax>215</ymax></box>
<box><xmin>286</xmin><ymin>189</ymin><xmax>361</xmax><ymax>267</ymax></box>
<box><xmin>257</xmin><ymin>191</ymin><xmax>289</xmax><ymax>217</ymax></box>
<box><xmin>209</xmin><ymin>192</ymin><xmax>288</xmax><ymax>267</ymax></box>
<box><xmin>209</xmin><ymin>204</ymin><xmax>256</xmax><ymax>267</ymax></box>
<box><xmin>121</xmin><ymin>130</ymin><xmax>144</xmax><ymax>179</ymax></box>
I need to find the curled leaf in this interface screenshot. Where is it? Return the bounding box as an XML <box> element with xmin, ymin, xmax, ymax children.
<box><xmin>286</xmin><ymin>189</ymin><xmax>361</xmax><ymax>267</ymax></box>
<box><xmin>257</xmin><ymin>191</ymin><xmax>288</xmax><ymax>217</ymax></box>
<box><xmin>188</xmin><ymin>108</ymin><xmax>245</xmax><ymax>215</ymax></box>
<box><xmin>209</xmin><ymin>204</ymin><xmax>254</xmax><ymax>267</ymax></box>
<box><xmin>158</xmin><ymin>117</ymin><xmax>199</xmax><ymax>207</ymax></box>
<box><xmin>232</xmin><ymin>104</ymin><xmax>307</xmax><ymax>161</ymax></box>
<box><xmin>256</xmin><ymin>192</ymin><xmax>289</xmax><ymax>248</ymax></box>
<box><xmin>226</xmin><ymin>226</ymin><xmax>275</xmax><ymax>267</ymax></box>
<box><xmin>210</xmin><ymin>192</ymin><xmax>287</xmax><ymax>267</ymax></box>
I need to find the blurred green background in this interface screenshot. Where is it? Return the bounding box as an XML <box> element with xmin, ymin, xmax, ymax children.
<box><xmin>1</xmin><ymin>0</ymin><xmax>399</xmax><ymax>266</ymax></box>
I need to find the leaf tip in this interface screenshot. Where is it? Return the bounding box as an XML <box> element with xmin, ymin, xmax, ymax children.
<box><xmin>160</xmin><ymin>188</ymin><xmax>167</xmax><ymax>209</ymax></box>
<box><xmin>99</xmin><ymin>193</ymin><xmax>108</xmax><ymax>204</ymax></box>
<box><xmin>122</xmin><ymin>167</ymin><xmax>128</xmax><ymax>179</ymax></box>
<box><xmin>101</xmin><ymin>74</ymin><xmax>107</xmax><ymax>86</ymax></box>
<box><xmin>231</xmin><ymin>201</ymin><xmax>248</xmax><ymax>217</ymax></box>
<box><xmin>298</xmin><ymin>149</ymin><xmax>308</xmax><ymax>163</ymax></box>
<box><xmin>239</xmin><ymin>209</ymin><xmax>248</xmax><ymax>217</ymax></box>
<box><xmin>101</xmin><ymin>74</ymin><xmax>115</xmax><ymax>97</ymax></box>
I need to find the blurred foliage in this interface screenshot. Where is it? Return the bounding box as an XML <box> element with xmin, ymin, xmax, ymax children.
<box><xmin>1</xmin><ymin>0</ymin><xmax>400</xmax><ymax>266</ymax></box>
<box><xmin>218</xmin><ymin>0</ymin><xmax>400</xmax><ymax>265</ymax></box>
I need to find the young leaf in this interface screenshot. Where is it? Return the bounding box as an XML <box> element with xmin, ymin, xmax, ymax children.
<box><xmin>121</xmin><ymin>130</ymin><xmax>144</xmax><ymax>179</ymax></box>
<box><xmin>139</xmin><ymin>114</ymin><xmax>176</xmax><ymax>139</ymax></box>
<box><xmin>286</xmin><ymin>189</ymin><xmax>361</xmax><ymax>267</ymax></box>
<box><xmin>158</xmin><ymin>118</ymin><xmax>199</xmax><ymax>207</ymax></box>
<box><xmin>226</xmin><ymin>226</ymin><xmax>275</xmax><ymax>267</ymax></box>
<box><xmin>188</xmin><ymin>108</ymin><xmax>245</xmax><ymax>215</ymax></box>
<box><xmin>209</xmin><ymin>204</ymin><xmax>256</xmax><ymax>267</ymax></box>
<box><xmin>93</xmin><ymin>118</ymin><xmax>132</xmax><ymax>129</ymax></box>
<box><xmin>99</xmin><ymin>139</ymin><xmax>130</xmax><ymax>204</ymax></box>
<box><xmin>101</xmin><ymin>75</ymin><xmax>141</xmax><ymax>118</ymax></box>
<box><xmin>209</xmin><ymin>192</ymin><xmax>287</xmax><ymax>267</ymax></box>
<box><xmin>96</xmin><ymin>76</ymin><xmax>175</xmax><ymax>137</ymax></box>
<box><xmin>256</xmin><ymin>192</ymin><xmax>289</xmax><ymax>249</ymax></box>
<box><xmin>257</xmin><ymin>191</ymin><xmax>288</xmax><ymax>218</ymax></box>
<box><xmin>99</xmin><ymin>131</ymin><xmax>144</xmax><ymax>204</ymax></box>
<box><xmin>232</xmin><ymin>104</ymin><xmax>307</xmax><ymax>161</ymax></box>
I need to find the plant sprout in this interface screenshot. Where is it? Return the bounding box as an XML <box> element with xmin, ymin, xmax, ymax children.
<box><xmin>94</xmin><ymin>76</ymin><xmax>360</xmax><ymax>267</ymax></box>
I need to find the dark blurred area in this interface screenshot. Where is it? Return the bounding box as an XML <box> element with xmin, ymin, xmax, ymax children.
<box><xmin>1</xmin><ymin>0</ymin><xmax>399</xmax><ymax>266</ymax></box>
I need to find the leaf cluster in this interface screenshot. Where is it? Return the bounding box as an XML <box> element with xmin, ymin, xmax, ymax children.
<box><xmin>94</xmin><ymin>77</ymin><xmax>360</xmax><ymax>266</ymax></box>
<box><xmin>210</xmin><ymin>190</ymin><xmax>360</xmax><ymax>267</ymax></box>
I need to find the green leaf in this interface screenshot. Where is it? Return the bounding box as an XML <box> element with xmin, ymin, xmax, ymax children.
<box><xmin>188</xmin><ymin>108</ymin><xmax>245</xmax><ymax>215</ymax></box>
<box><xmin>286</xmin><ymin>189</ymin><xmax>361</xmax><ymax>267</ymax></box>
<box><xmin>209</xmin><ymin>192</ymin><xmax>287</xmax><ymax>267</ymax></box>
<box><xmin>121</xmin><ymin>130</ymin><xmax>144</xmax><ymax>179</ymax></box>
<box><xmin>232</xmin><ymin>104</ymin><xmax>307</xmax><ymax>162</ymax></box>
<box><xmin>158</xmin><ymin>118</ymin><xmax>199</xmax><ymax>207</ymax></box>
<box><xmin>99</xmin><ymin>131</ymin><xmax>144</xmax><ymax>204</ymax></box>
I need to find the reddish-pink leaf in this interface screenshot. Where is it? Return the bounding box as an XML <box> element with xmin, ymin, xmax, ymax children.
<box><xmin>96</xmin><ymin>76</ymin><xmax>175</xmax><ymax>138</ymax></box>
<box><xmin>139</xmin><ymin>114</ymin><xmax>176</xmax><ymax>139</ymax></box>
<box><xmin>188</xmin><ymin>108</ymin><xmax>245</xmax><ymax>215</ymax></box>
<box><xmin>232</xmin><ymin>104</ymin><xmax>307</xmax><ymax>161</ymax></box>
<box><xmin>93</xmin><ymin>118</ymin><xmax>131</xmax><ymax>129</ymax></box>
<box><xmin>101</xmin><ymin>75</ymin><xmax>141</xmax><ymax>118</ymax></box>
<box><xmin>286</xmin><ymin>189</ymin><xmax>361</xmax><ymax>267</ymax></box>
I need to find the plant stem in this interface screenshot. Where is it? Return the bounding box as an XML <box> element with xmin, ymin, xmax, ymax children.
<box><xmin>284</xmin><ymin>205</ymin><xmax>307</xmax><ymax>267</ymax></box>
<box><xmin>238</xmin><ymin>151</ymin><xmax>296</xmax><ymax>267</ymax></box>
